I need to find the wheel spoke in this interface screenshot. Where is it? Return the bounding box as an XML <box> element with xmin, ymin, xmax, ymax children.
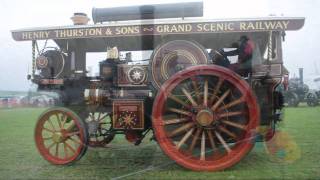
<box><xmin>209</xmin><ymin>78</ymin><xmax>224</xmax><ymax>105</ymax></box>
<box><xmin>64</xmin><ymin>142</ymin><xmax>68</xmax><ymax>158</ymax></box>
<box><xmin>200</xmin><ymin>131</ymin><xmax>206</xmax><ymax>161</ymax></box>
<box><xmin>55</xmin><ymin>113</ymin><xmax>62</xmax><ymax>128</ymax></box>
<box><xmin>181</xmin><ymin>87</ymin><xmax>198</xmax><ymax>107</ymax></box>
<box><xmin>219</xmin><ymin>126</ymin><xmax>237</xmax><ymax>139</ymax></box>
<box><xmin>221</xmin><ymin>120</ymin><xmax>247</xmax><ymax>130</ymax></box>
<box><xmin>69</xmin><ymin>137</ymin><xmax>83</xmax><ymax>146</ymax></box>
<box><xmin>55</xmin><ymin>143</ymin><xmax>59</xmax><ymax>157</ymax></box>
<box><xmin>203</xmin><ymin>79</ymin><xmax>208</xmax><ymax>106</ymax></box>
<box><xmin>164</xmin><ymin>118</ymin><xmax>190</xmax><ymax>125</ymax></box>
<box><xmin>215</xmin><ymin>132</ymin><xmax>232</xmax><ymax>153</ymax></box>
<box><xmin>217</xmin><ymin>97</ymin><xmax>245</xmax><ymax>112</ymax></box>
<box><xmin>188</xmin><ymin>128</ymin><xmax>202</xmax><ymax>153</ymax></box>
<box><xmin>43</xmin><ymin>127</ymin><xmax>55</xmax><ymax>133</ymax></box>
<box><xmin>191</xmin><ymin>77</ymin><xmax>201</xmax><ymax>104</ymax></box>
<box><xmin>167</xmin><ymin>108</ymin><xmax>193</xmax><ymax>116</ymax></box>
<box><xmin>211</xmin><ymin>89</ymin><xmax>231</xmax><ymax>111</ymax></box>
<box><xmin>61</xmin><ymin>115</ymin><xmax>68</xmax><ymax>128</ymax></box>
<box><xmin>48</xmin><ymin>118</ymin><xmax>56</xmax><ymax>131</ymax></box>
<box><xmin>65</xmin><ymin>142</ymin><xmax>76</xmax><ymax>154</ymax></box>
<box><xmin>206</xmin><ymin>130</ymin><xmax>217</xmax><ymax>150</ymax></box>
<box><xmin>168</xmin><ymin>122</ymin><xmax>195</xmax><ymax>138</ymax></box>
<box><xmin>176</xmin><ymin>128</ymin><xmax>195</xmax><ymax>149</ymax></box>
<box><xmin>168</xmin><ymin>94</ymin><xmax>190</xmax><ymax>108</ymax></box>
<box><xmin>99</xmin><ymin>114</ymin><xmax>109</xmax><ymax>121</ymax></box>
<box><xmin>218</xmin><ymin>111</ymin><xmax>244</xmax><ymax>119</ymax></box>
<box><xmin>66</xmin><ymin>131</ymin><xmax>80</xmax><ymax>137</ymax></box>
<box><xmin>43</xmin><ymin>137</ymin><xmax>52</xmax><ymax>141</ymax></box>
<box><xmin>47</xmin><ymin>142</ymin><xmax>56</xmax><ymax>150</ymax></box>
<box><xmin>97</xmin><ymin>112</ymin><xmax>101</xmax><ymax>122</ymax></box>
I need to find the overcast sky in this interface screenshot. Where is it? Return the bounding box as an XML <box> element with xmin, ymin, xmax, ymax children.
<box><xmin>0</xmin><ymin>0</ymin><xmax>319</xmax><ymax>91</ymax></box>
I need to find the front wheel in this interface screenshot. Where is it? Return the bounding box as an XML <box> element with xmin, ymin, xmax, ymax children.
<box><xmin>152</xmin><ymin>65</ymin><xmax>260</xmax><ymax>171</ymax></box>
<box><xmin>35</xmin><ymin>107</ymin><xmax>88</xmax><ymax>165</ymax></box>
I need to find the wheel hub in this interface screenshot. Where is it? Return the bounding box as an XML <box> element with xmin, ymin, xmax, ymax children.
<box><xmin>52</xmin><ymin>132</ymin><xmax>64</xmax><ymax>143</ymax></box>
<box><xmin>196</xmin><ymin>109</ymin><xmax>214</xmax><ymax>127</ymax></box>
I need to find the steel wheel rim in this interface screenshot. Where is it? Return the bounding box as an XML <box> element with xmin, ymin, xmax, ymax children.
<box><xmin>35</xmin><ymin>108</ymin><xmax>87</xmax><ymax>165</ymax></box>
<box><xmin>152</xmin><ymin>65</ymin><xmax>260</xmax><ymax>171</ymax></box>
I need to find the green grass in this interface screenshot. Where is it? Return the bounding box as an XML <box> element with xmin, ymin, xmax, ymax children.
<box><xmin>0</xmin><ymin>106</ymin><xmax>319</xmax><ymax>179</ymax></box>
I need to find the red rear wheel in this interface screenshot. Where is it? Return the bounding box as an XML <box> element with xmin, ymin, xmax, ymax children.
<box><xmin>152</xmin><ymin>65</ymin><xmax>260</xmax><ymax>171</ymax></box>
<box><xmin>35</xmin><ymin>107</ymin><xmax>88</xmax><ymax>165</ymax></box>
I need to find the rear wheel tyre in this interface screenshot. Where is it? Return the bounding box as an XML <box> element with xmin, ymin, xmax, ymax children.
<box><xmin>286</xmin><ymin>92</ymin><xmax>299</xmax><ymax>107</ymax></box>
<box><xmin>152</xmin><ymin>65</ymin><xmax>260</xmax><ymax>171</ymax></box>
<box><xmin>35</xmin><ymin>107</ymin><xmax>88</xmax><ymax>165</ymax></box>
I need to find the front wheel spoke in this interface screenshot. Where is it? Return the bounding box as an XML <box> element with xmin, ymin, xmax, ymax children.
<box><xmin>221</xmin><ymin>120</ymin><xmax>247</xmax><ymax>130</ymax></box>
<box><xmin>219</xmin><ymin>126</ymin><xmax>237</xmax><ymax>139</ymax></box>
<box><xmin>181</xmin><ymin>87</ymin><xmax>198</xmax><ymax>107</ymax></box>
<box><xmin>168</xmin><ymin>122</ymin><xmax>195</xmax><ymax>138</ymax></box>
<box><xmin>168</xmin><ymin>94</ymin><xmax>190</xmax><ymax>108</ymax></box>
<box><xmin>203</xmin><ymin>79</ymin><xmax>208</xmax><ymax>106</ymax></box>
<box><xmin>217</xmin><ymin>97</ymin><xmax>245</xmax><ymax>112</ymax></box>
<box><xmin>200</xmin><ymin>131</ymin><xmax>206</xmax><ymax>161</ymax></box>
<box><xmin>215</xmin><ymin>132</ymin><xmax>232</xmax><ymax>153</ymax></box>
<box><xmin>48</xmin><ymin>119</ymin><xmax>56</xmax><ymax>131</ymax></box>
<box><xmin>64</xmin><ymin>142</ymin><xmax>76</xmax><ymax>154</ymax></box>
<box><xmin>164</xmin><ymin>118</ymin><xmax>190</xmax><ymax>125</ymax></box>
<box><xmin>55</xmin><ymin>143</ymin><xmax>59</xmax><ymax>157</ymax></box>
<box><xmin>61</xmin><ymin>115</ymin><xmax>68</xmax><ymax>128</ymax></box>
<box><xmin>211</xmin><ymin>89</ymin><xmax>231</xmax><ymax>111</ymax></box>
<box><xmin>66</xmin><ymin>131</ymin><xmax>80</xmax><ymax>137</ymax></box>
<box><xmin>98</xmin><ymin>114</ymin><xmax>109</xmax><ymax>122</ymax></box>
<box><xmin>218</xmin><ymin>111</ymin><xmax>244</xmax><ymax>119</ymax></box>
<box><xmin>43</xmin><ymin>137</ymin><xmax>52</xmax><ymax>141</ymax></box>
<box><xmin>167</xmin><ymin>108</ymin><xmax>193</xmax><ymax>117</ymax></box>
<box><xmin>69</xmin><ymin>137</ymin><xmax>83</xmax><ymax>146</ymax></box>
<box><xmin>188</xmin><ymin>128</ymin><xmax>202</xmax><ymax>153</ymax></box>
<box><xmin>64</xmin><ymin>143</ymin><xmax>68</xmax><ymax>158</ymax></box>
<box><xmin>55</xmin><ymin>114</ymin><xmax>62</xmax><ymax>128</ymax></box>
<box><xmin>47</xmin><ymin>142</ymin><xmax>56</xmax><ymax>150</ymax></box>
<box><xmin>43</xmin><ymin>127</ymin><xmax>55</xmax><ymax>133</ymax></box>
<box><xmin>176</xmin><ymin>128</ymin><xmax>195</xmax><ymax>149</ymax></box>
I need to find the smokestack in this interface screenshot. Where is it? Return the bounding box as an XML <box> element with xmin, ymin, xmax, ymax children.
<box><xmin>299</xmin><ymin>68</ymin><xmax>304</xmax><ymax>85</ymax></box>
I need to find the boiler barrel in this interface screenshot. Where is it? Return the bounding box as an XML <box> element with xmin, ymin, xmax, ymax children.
<box><xmin>92</xmin><ymin>2</ymin><xmax>203</xmax><ymax>23</ymax></box>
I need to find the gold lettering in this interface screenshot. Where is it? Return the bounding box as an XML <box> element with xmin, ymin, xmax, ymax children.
<box><xmin>264</xmin><ymin>21</ymin><xmax>276</xmax><ymax>30</ymax></box>
<box><xmin>247</xmin><ymin>22</ymin><xmax>255</xmax><ymax>30</ymax></box>
<box><xmin>156</xmin><ymin>25</ymin><xmax>163</xmax><ymax>33</ymax></box>
<box><xmin>282</xmin><ymin>21</ymin><xmax>290</xmax><ymax>29</ymax></box>
<box><xmin>216</xmin><ymin>23</ymin><xmax>224</xmax><ymax>31</ymax></box>
<box><xmin>197</xmin><ymin>24</ymin><xmax>203</xmax><ymax>31</ymax></box>
<box><xmin>240</xmin><ymin>23</ymin><xmax>247</xmax><ymax>30</ymax></box>
<box><xmin>228</xmin><ymin>23</ymin><xmax>235</xmax><ymax>31</ymax></box>
<box><xmin>275</xmin><ymin>22</ymin><xmax>284</xmax><ymax>29</ymax></box>
<box><xmin>203</xmin><ymin>24</ymin><xmax>210</xmax><ymax>31</ymax></box>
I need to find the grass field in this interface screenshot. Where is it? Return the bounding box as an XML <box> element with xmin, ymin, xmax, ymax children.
<box><xmin>0</xmin><ymin>106</ymin><xmax>319</xmax><ymax>179</ymax></box>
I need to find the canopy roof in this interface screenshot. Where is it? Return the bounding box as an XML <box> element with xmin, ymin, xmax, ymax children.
<box><xmin>12</xmin><ymin>17</ymin><xmax>305</xmax><ymax>42</ymax></box>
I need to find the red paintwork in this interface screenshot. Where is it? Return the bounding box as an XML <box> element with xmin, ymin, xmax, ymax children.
<box><xmin>152</xmin><ymin>65</ymin><xmax>260</xmax><ymax>171</ymax></box>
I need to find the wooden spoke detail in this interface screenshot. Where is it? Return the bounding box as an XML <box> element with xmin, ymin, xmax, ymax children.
<box><xmin>164</xmin><ymin>118</ymin><xmax>190</xmax><ymax>125</ymax></box>
<box><xmin>168</xmin><ymin>122</ymin><xmax>195</xmax><ymax>138</ymax></box>
<box><xmin>48</xmin><ymin>119</ymin><xmax>56</xmax><ymax>131</ymax></box>
<box><xmin>43</xmin><ymin>127</ymin><xmax>55</xmax><ymax>133</ymax></box>
<box><xmin>188</xmin><ymin>128</ymin><xmax>202</xmax><ymax>153</ymax></box>
<box><xmin>203</xmin><ymin>79</ymin><xmax>208</xmax><ymax>106</ymax></box>
<box><xmin>55</xmin><ymin>114</ymin><xmax>62</xmax><ymax>128</ymax></box>
<box><xmin>168</xmin><ymin>94</ymin><xmax>190</xmax><ymax>107</ymax></box>
<box><xmin>206</xmin><ymin>130</ymin><xmax>217</xmax><ymax>150</ymax></box>
<box><xmin>209</xmin><ymin>78</ymin><xmax>224</xmax><ymax>105</ymax></box>
<box><xmin>200</xmin><ymin>131</ymin><xmax>206</xmax><ymax>161</ymax></box>
<box><xmin>218</xmin><ymin>111</ymin><xmax>244</xmax><ymax>119</ymax></box>
<box><xmin>191</xmin><ymin>77</ymin><xmax>201</xmax><ymax>104</ymax></box>
<box><xmin>176</xmin><ymin>128</ymin><xmax>195</xmax><ymax>149</ymax></box>
<box><xmin>217</xmin><ymin>97</ymin><xmax>245</xmax><ymax>112</ymax></box>
<box><xmin>64</xmin><ymin>143</ymin><xmax>68</xmax><ymax>158</ymax></box>
<box><xmin>43</xmin><ymin>137</ymin><xmax>52</xmax><ymax>141</ymax></box>
<box><xmin>211</xmin><ymin>89</ymin><xmax>231</xmax><ymax>111</ymax></box>
<box><xmin>55</xmin><ymin>143</ymin><xmax>59</xmax><ymax>157</ymax></box>
<box><xmin>221</xmin><ymin>120</ymin><xmax>247</xmax><ymax>130</ymax></box>
<box><xmin>66</xmin><ymin>131</ymin><xmax>80</xmax><ymax>137</ymax></box>
<box><xmin>61</xmin><ymin>115</ymin><xmax>68</xmax><ymax>128</ymax></box>
<box><xmin>181</xmin><ymin>87</ymin><xmax>198</xmax><ymax>107</ymax></box>
<box><xmin>47</xmin><ymin>142</ymin><xmax>56</xmax><ymax>150</ymax></box>
<box><xmin>219</xmin><ymin>126</ymin><xmax>237</xmax><ymax>139</ymax></box>
<box><xmin>64</xmin><ymin>142</ymin><xmax>76</xmax><ymax>154</ymax></box>
<box><xmin>215</xmin><ymin>132</ymin><xmax>232</xmax><ymax>153</ymax></box>
<box><xmin>167</xmin><ymin>108</ymin><xmax>193</xmax><ymax>116</ymax></box>
<box><xmin>69</xmin><ymin>137</ymin><xmax>83</xmax><ymax>146</ymax></box>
